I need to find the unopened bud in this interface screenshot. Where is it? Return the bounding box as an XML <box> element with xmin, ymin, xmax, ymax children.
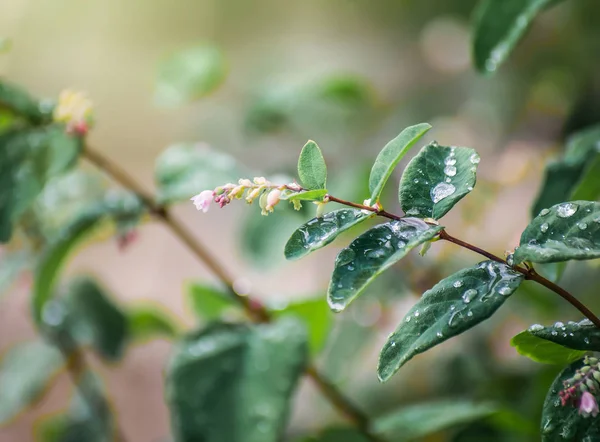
<box><xmin>580</xmin><ymin>384</ymin><xmax>589</xmax><ymax>393</ymax></box>
<box><xmin>588</xmin><ymin>357</ymin><xmax>599</xmax><ymax>365</ymax></box>
<box><xmin>254</xmin><ymin>177</ymin><xmax>268</xmax><ymax>186</ymax></box>
<box><xmin>265</xmin><ymin>189</ymin><xmax>281</xmax><ymax>212</ymax></box>
<box><xmin>581</xmin><ymin>366</ymin><xmax>591</xmax><ymax>374</ymax></box>
<box><xmin>292</xmin><ymin>199</ymin><xmax>302</xmax><ymax>211</ymax></box>
<box><xmin>586</xmin><ymin>379</ymin><xmax>599</xmax><ymax>391</ymax></box>
<box><xmin>246</xmin><ymin>188</ymin><xmax>262</xmax><ymax>203</ymax></box>
<box><xmin>259</xmin><ymin>191</ymin><xmax>269</xmax><ymax>216</ymax></box>
<box><xmin>238</xmin><ymin>178</ymin><xmax>253</xmax><ymax>187</ymax></box>
<box><xmin>315</xmin><ymin>201</ymin><xmax>326</xmax><ymax>218</ymax></box>
<box><xmin>593</xmin><ymin>371</ymin><xmax>600</xmax><ymax>383</ymax></box>
<box><xmin>228</xmin><ymin>185</ymin><xmax>245</xmax><ymax>199</ymax></box>
<box><xmin>574</xmin><ymin>374</ymin><xmax>583</xmax><ymax>381</ymax></box>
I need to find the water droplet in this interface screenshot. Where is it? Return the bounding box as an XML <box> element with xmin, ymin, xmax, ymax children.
<box><xmin>444</xmin><ymin>156</ymin><xmax>457</xmax><ymax>166</ymax></box>
<box><xmin>497</xmin><ymin>286</ymin><xmax>512</xmax><ymax>296</ymax></box>
<box><xmin>539</xmin><ymin>208</ymin><xmax>550</xmax><ymax>217</ymax></box>
<box><xmin>554</xmin><ymin>321</ymin><xmax>565</xmax><ymax>328</ymax></box>
<box><xmin>556</xmin><ymin>202</ymin><xmax>578</xmax><ymax>218</ymax></box>
<box><xmin>448</xmin><ymin>310</ymin><xmax>461</xmax><ymax>327</ymax></box>
<box><xmin>414</xmin><ymin>311</ymin><xmax>420</xmax><ymax>317</ymax></box>
<box><xmin>328</xmin><ymin>300</ymin><xmax>344</xmax><ymax>313</ymax></box>
<box><xmin>444</xmin><ymin>165</ymin><xmax>457</xmax><ymax>177</ymax></box>
<box><xmin>467</xmin><ymin>311</ymin><xmax>473</xmax><ymax>317</ymax></box>
<box><xmin>366</xmin><ymin>248</ymin><xmax>386</xmax><ymax>259</ymax></box>
<box><xmin>414</xmin><ymin>179</ymin><xmax>419</xmax><ymax>184</ymax></box>
<box><xmin>430</xmin><ymin>183</ymin><xmax>456</xmax><ymax>203</ymax></box>
<box><xmin>436</xmin><ymin>332</ymin><xmax>443</xmax><ymax>338</ymax></box>
<box><xmin>529</xmin><ymin>324</ymin><xmax>544</xmax><ymax>332</ymax></box>
<box><xmin>405</xmin><ymin>316</ymin><xmax>411</xmax><ymax>323</ymax></box>
<box><xmin>584</xmin><ymin>337</ymin><xmax>590</xmax><ymax>344</ymax></box>
<box><xmin>578</xmin><ymin>222</ymin><xmax>588</xmax><ymax>230</ymax></box>
<box><xmin>462</xmin><ymin>289</ymin><xmax>477</xmax><ymax>303</ymax></box>
<box><xmin>453</xmin><ymin>280</ymin><xmax>464</xmax><ymax>288</ymax></box>
<box><xmin>336</xmin><ymin>248</ymin><xmax>356</xmax><ymax>266</ymax></box>
<box><xmin>467</xmin><ymin>186</ymin><xmax>473</xmax><ymax>191</ymax></box>
<box><xmin>469</xmin><ymin>153</ymin><xmax>481</xmax><ymax>164</ymax></box>
<box><xmin>551</xmin><ymin>330</ymin><xmax>558</xmax><ymax>336</ymax></box>
<box><xmin>445</xmin><ymin>177</ymin><xmax>451</xmax><ymax>183</ymax></box>
<box><xmin>506</xmin><ymin>254</ymin><xmax>514</xmax><ymax>266</ymax></box>
<box><xmin>540</xmin><ymin>223</ymin><xmax>549</xmax><ymax>233</ymax></box>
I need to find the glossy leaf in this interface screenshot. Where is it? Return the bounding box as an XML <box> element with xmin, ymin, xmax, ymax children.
<box><xmin>513</xmin><ymin>201</ymin><xmax>600</xmax><ymax>265</ymax></box>
<box><xmin>541</xmin><ymin>359</ymin><xmax>600</xmax><ymax>441</ymax></box>
<box><xmin>525</xmin><ymin>319</ymin><xmax>600</xmax><ymax>352</ymax></box>
<box><xmin>368</xmin><ymin>123</ymin><xmax>431</xmax><ymax>202</ymax></box>
<box><xmin>0</xmin><ymin>126</ymin><xmax>83</xmax><ymax>242</ymax></box>
<box><xmin>378</xmin><ymin>260</ymin><xmax>523</xmax><ymax>381</ymax></box>
<box><xmin>155</xmin><ymin>44</ymin><xmax>226</xmax><ymax>107</ymax></box>
<box><xmin>166</xmin><ymin>318</ymin><xmax>307</xmax><ymax>442</ymax></box>
<box><xmin>64</xmin><ymin>278</ymin><xmax>129</xmax><ymax>361</ymax></box>
<box><xmin>533</xmin><ymin>124</ymin><xmax>600</xmax><ymax>216</ymax></box>
<box><xmin>399</xmin><ymin>142</ymin><xmax>479</xmax><ymax>220</ymax></box>
<box><xmin>0</xmin><ymin>340</ymin><xmax>64</xmax><ymax>425</ymax></box>
<box><xmin>32</xmin><ymin>192</ymin><xmax>145</xmax><ymax>324</ymax></box>
<box><xmin>155</xmin><ymin>143</ymin><xmax>244</xmax><ymax>204</ymax></box>
<box><xmin>284</xmin><ymin>209</ymin><xmax>374</xmax><ymax>261</ymax></box>
<box><xmin>373</xmin><ymin>400</ymin><xmax>498</xmax><ymax>441</ymax></box>
<box><xmin>187</xmin><ymin>282</ymin><xmax>236</xmax><ymax>320</ymax></box>
<box><xmin>298</xmin><ymin>140</ymin><xmax>327</xmax><ymax>190</ymax></box>
<box><xmin>570</xmin><ymin>155</ymin><xmax>600</xmax><ymax>201</ymax></box>
<box><xmin>273</xmin><ymin>297</ymin><xmax>332</xmax><ymax>355</ymax></box>
<box><xmin>472</xmin><ymin>0</ymin><xmax>562</xmax><ymax>74</ymax></box>
<box><xmin>511</xmin><ymin>330</ymin><xmax>586</xmax><ymax>365</ymax></box>
<box><xmin>328</xmin><ymin>219</ymin><xmax>443</xmax><ymax>312</ymax></box>
<box><xmin>128</xmin><ymin>304</ymin><xmax>179</xmax><ymax>342</ymax></box>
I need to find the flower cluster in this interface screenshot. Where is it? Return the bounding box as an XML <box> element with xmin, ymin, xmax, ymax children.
<box><xmin>53</xmin><ymin>89</ymin><xmax>94</xmax><ymax>135</ymax></box>
<box><xmin>191</xmin><ymin>177</ymin><xmax>304</xmax><ymax>216</ymax></box>
<box><xmin>560</xmin><ymin>355</ymin><xmax>600</xmax><ymax>418</ymax></box>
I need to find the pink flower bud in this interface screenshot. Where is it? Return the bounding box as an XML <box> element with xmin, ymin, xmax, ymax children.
<box><xmin>579</xmin><ymin>391</ymin><xmax>599</xmax><ymax>417</ymax></box>
<box><xmin>190</xmin><ymin>190</ymin><xmax>215</xmax><ymax>213</ymax></box>
<box><xmin>265</xmin><ymin>189</ymin><xmax>281</xmax><ymax>212</ymax></box>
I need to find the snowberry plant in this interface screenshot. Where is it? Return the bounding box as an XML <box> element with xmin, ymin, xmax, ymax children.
<box><xmin>193</xmin><ymin>122</ymin><xmax>600</xmax><ymax>440</ymax></box>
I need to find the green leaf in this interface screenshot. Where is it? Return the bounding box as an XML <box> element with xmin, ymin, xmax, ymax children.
<box><xmin>63</xmin><ymin>278</ymin><xmax>129</xmax><ymax>361</ymax></box>
<box><xmin>0</xmin><ymin>80</ymin><xmax>52</xmax><ymax>124</ymax></box>
<box><xmin>399</xmin><ymin>142</ymin><xmax>479</xmax><ymax>220</ymax></box>
<box><xmin>284</xmin><ymin>189</ymin><xmax>328</xmax><ymax>202</ymax></box>
<box><xmin>284</xmin><ymin>209</ymin><xmax>374</xmax><ymax>261</ymax></box>
<box><xmin>298</xmin><ymin>140</ymin><xmax>327</xmax><ymax>190</ymax></box>
<box><xmin>273</xmin><ymin>297</ymin><xmax>332</xmax><ymax>355</ymax></box>
<box><xmin>328</xmin><ymin>219</ymin><xmax>443</xmax><ymax>313</ymax></box>
<box><xmin>373</xmin><ymin>400</ymin><xmax>498</xmax><ymax>441</ymax></box>
<box><xmin>513</xmin><ymin>201</ymin><xmax>600</xmax><ymax>265</ymax></box>
<box><xmin>472</xmin><ymin>0</ymin><xmax>563</xmax><ymax>74</ymax></box>
<box><xmin>570</xmin><ymin>155</ymin><xmax>600</xmax><ymax>201</ymax></box>
<box><xmin>155</xmin><ymin>143</ymin><xmax>244</xmax><ymax>204</ymax></box>
<box><xmin>166</xmin><ymin>318</ymin><xmax>308</xmax><ymax>442</ymax></box>
<box><xmin>32</xmin><ymin>191</ymin><xmax>144</xmax><ymax>324</ymax></box>
<box><xmin>35</xmin><ymin>371</ymin><xmax>115</xmax><ymax>442</ymax></box>
<box><xmin>368</xmin><ymin>123</ymin><xmax>431</xmax><ymax>202</ymax></box>
<box><xmin>378</xmin><ymin>260</ymin><xmax>523</xmax><ymax>382</ymax></box>
<box><xmin>155</xmin><ymin>44</ymin><xmax>226</xmax><ymax>107</ymax></box>
<box><xmin>187</xmin><ymin>282</ymin><xmax>236</xmax><ymax>321</ymax></box>
<box><xmin>0</xmin><ymin>126</ymin><xmax>83</xmax><ymax>242</ymax></box>
<box><xmin>525</xmin><ymin>319</ymin><xmax>600</xmax><ymax>352</ymax></box>
<box><xmin>511</xmin><ymin>330</ymin><xmax>586</xmax><ymax>365</ymax></box>
<box><xmin>540</xmin><ymin>359</ymin><xmax>600</xmax><ymax>441</ymax></box>
<box><xmin>0</xmin><ymin>340</ymin><xmax>64</xmax><ymax>425</ymax></box>
<box><xmin>128</xmin><ymin>304</ymin><xmax>179</xmax><ymax>342</ymax></box>
<box><xmin>532</xmin><ymin>124</ymin><xmax>600</xmax><ymax>216</ymax></box>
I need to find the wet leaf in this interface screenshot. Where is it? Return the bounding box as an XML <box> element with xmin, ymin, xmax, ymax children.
<box><xmin>128</xmin><ymin>304</ymin><xmax>179</xmax><ymax>342</ymax></box>
<box><xmin>378</xmin><ymin>261</ymin><xmax>523</xmax><ymax>382</ymax></box>
<box><xmin>187</xmin><ymin>283</ymin><xmax>236</xmax><ymax>321</ymax></box>
<box><xmin>373</xmin><ymin>400</ymin><xmax>498</xmax><ymax>441</ymax></box>
<box><xmin>155</xmin><ymin>143</ymin><xmax>245</xmax><ymax>204</ymax></box>
<box><xmin>155</xmin><ymin>44</ymin><xmax>226</xmax><ymax>107</ymax></box>
<box><xmin>32</xmin><ymin>192</ymin><xmax>145</xmax><ymax>324</ymax></box>
<box><xmin>540</xmin><ymin>359</ymin><xmax>600</xmax><ymax>441</ymax></box>
<box><xmin>525</xmin><ymin>319</ymin><xmax>600</xmax><ymax>352</ymax></box>
<box><xmin>399</xmin><ymin>142</ymin><xmax>478</xmax><ymax>220</ymax></box>
<box><xmin>298</xmin><ymin>140</ymin><xmax>327</xmax><ymax>190</ymax></box>
<box><xmin>511</xmin><ymin>330</ymin><xmax>586</xmax><ymax>365</ymax></box>
<box><xmin>328</xmin><ymin>219</ymin><xmax>442</xmax><ymax>312</ymax></box>
<box><xmin>472</xmin><ymin>0</ymin><xmax>563</xmax><ymax>74</ymax></box>
<box><xmin>368</xmin><ymin>123</ymin><xmax>431</xmax><ymax>203</ymax></box>
<box><xmin>513</xmin><ymin>201</ymin><xmax>600</xmax><ymax>264</ymax></box>
<box><xmin>166</xmin><ymin>318</ymin><xmax>307</xmax><ymax>442</ymax></box>
<box><xmin>64</xmin><ymin>278</ymin><xmax>129</xmax><ymax>361</ymax></box>
<box><xmin>0</xmin><ymin>126</ymin><xmax>83</xmax><ymax>242</ymax></box>
<box><xmin>284</xmin><ymin>209</ymin><xmax>374</xmax><ymax>261</ymax></box>
<box><xmin>0</xmin><ymin>340</ymin><xmax>64</xmax><ymax>425</ymax></box>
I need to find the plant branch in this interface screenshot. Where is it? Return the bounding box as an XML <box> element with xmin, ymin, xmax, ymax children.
<box><xmin>83</xmin><ymin>145</ymin><xmax>382</xmax><ymax>442</ymax></box>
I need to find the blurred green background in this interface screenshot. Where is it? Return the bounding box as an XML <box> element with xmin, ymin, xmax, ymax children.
<box><xmin>1</xmin><ymin>0</ymin><xmax>600</xmax><ymax>440</ymax></box>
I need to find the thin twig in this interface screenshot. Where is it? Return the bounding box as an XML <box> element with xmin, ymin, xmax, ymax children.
<box><xmin>83</xmin><ymin>145</ymin><xmax>382</xmax><ymax>441</ymax></box>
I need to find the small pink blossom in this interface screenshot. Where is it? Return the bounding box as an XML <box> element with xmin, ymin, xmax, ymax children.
<box><xmin>265</xmin><ymin>189</ymin><xmax>281</xmax><ymax>212</ymax></box>
<box><xmin>579</xmin><ymin>391</ymin><xmax>599</xmax><ymax>417</ymax></box>
<box><xmin>191</xmin><ymin>190</ymin><xmax>215</xmax><ymax>213</ymax></box>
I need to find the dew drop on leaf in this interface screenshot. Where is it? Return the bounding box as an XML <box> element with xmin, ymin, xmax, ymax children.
<box><xmin>539</xmin><ymin>208</ymin><xmax>550</xmax><ymax>217</ymax></box>
<box><xmin>444</xmin><ymin>165</ymin><xmax>457</xmax><ymax>177</ymax></box>
<box><xmin>556</xmin><ymin>202</ymin><xmax>578</xmax><ymax>218</ymax></box>
<box><xmin>469</xmin><ymin>153</ymin><xmax>480</xmax><ymax>164</ymax></box>
<box><xmin>462</xmin><ymin>289</ymin><xmax>477</xmax><ymax>303</ymax></box>
<box><xmin>577</xmin><ymin>222</ymin><xmax>588</xmax><ymax>230</ymax></box>
<box><xmin>528</xmin><ymin>324</ymin><xmax>544</xmax><ymax>331</ymax></box>
<box><xmin>540</xmin><ymin>223</ymin><xmax>549</xmax><ymax>233</ymax></box>
<box><xmin>430</xmin><ymin>183</ymin><xmax>456</xmax><ymax>204</ymax></box>
<box><xmin>453</xmin><ymin>280</ymin><xmax>463</xmax><ymax>288</ymax></box>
